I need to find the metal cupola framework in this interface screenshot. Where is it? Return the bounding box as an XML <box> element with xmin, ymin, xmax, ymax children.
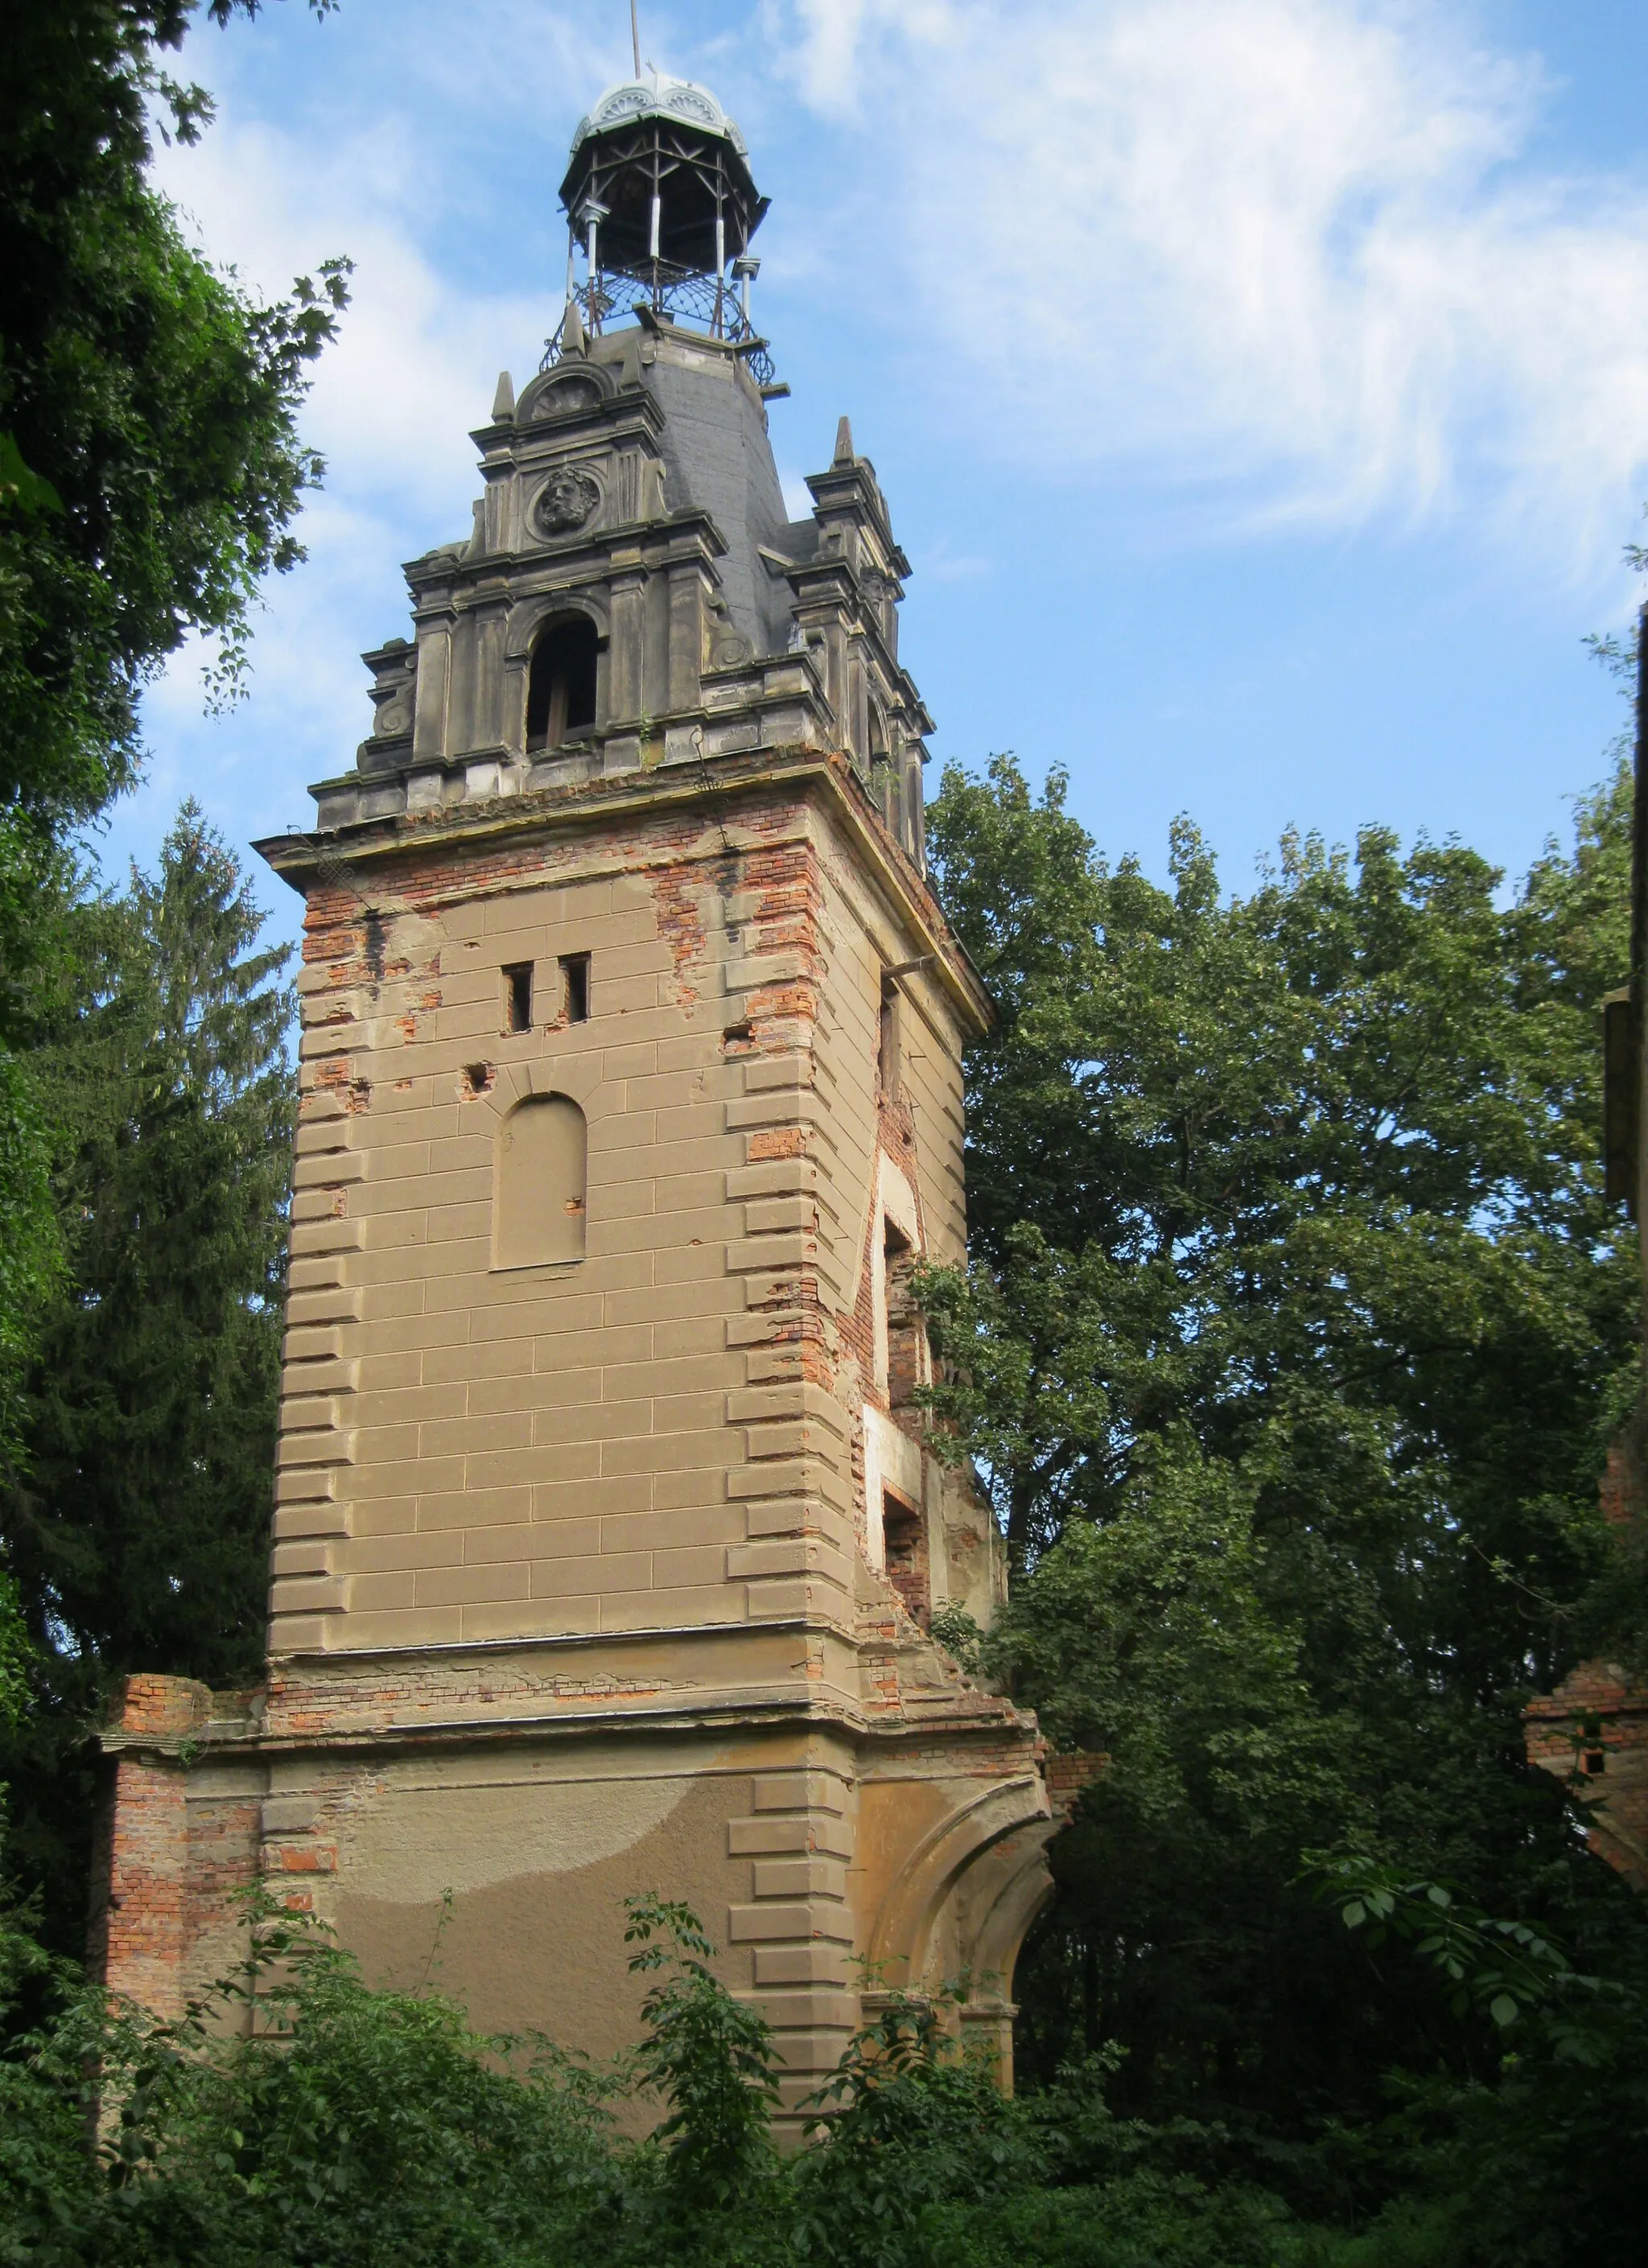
<box><xmin>550</xmin><ymin>74</ymin><xmax>774</xmax><ymax>381</ymax></box>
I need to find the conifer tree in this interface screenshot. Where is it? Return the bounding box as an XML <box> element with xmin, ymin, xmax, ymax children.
<box><xmin>0</xmin><ymin>805</ymin><xmax>292</xmax><ymax>1921</ymax></box>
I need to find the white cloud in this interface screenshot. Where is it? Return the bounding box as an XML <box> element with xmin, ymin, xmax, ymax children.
<box><xmin>142</xmin><ymin>92</ymin><xmax>547</xmax><ymax>805</ymax></box>
<box><xmin>154</xmin><ymin>116</ymin><xmax>541</xmax><ymax>517</ymax></box>
<box><xmin>770</xmin><ymin>0</ymin><xmax>1648</xmax><ymax>559</ymax></box>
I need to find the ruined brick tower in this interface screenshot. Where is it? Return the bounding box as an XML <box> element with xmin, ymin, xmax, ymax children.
<box><xmin>92</xmin><ymin>69</ymin><xmax>1057</xmax><ymax>2105</ymax></box>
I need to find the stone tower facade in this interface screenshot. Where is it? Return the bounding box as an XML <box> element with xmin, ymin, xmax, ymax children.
<box><xmin>92</xmin><ymin>72</ymin><xmax>1057</xmax><ymax>2107</ymax></box>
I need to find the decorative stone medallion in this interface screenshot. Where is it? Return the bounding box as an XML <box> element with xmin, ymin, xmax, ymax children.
<box><xmin>534</xmin><ymin>466</ymin><xmax>601</xmax><ymax>537</ymax></box>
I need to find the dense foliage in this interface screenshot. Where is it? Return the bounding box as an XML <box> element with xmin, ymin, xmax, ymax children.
<box><xmin>913</xmin><ymin>755</ymin><xmax>1648</xmax><ymax>2254</ymax></box>
<box><xmin>0</xmin><ymin>0</ymin><xmax>340</xmax><ymax>1473</ymax></box>
<box><xmin>8</xmin><ymin>805</ymin><xmax>291</xmax><ymax>1680</ymax></box>
<box><xmin>2</xmin><ymin>1881</ymin><xmax>1640</xmax><ymax>2268</ymax></box>
<box><xmin>0</xmin><ymin>0</ymin><xmax>343</xmax><ymax>828</ymax></box>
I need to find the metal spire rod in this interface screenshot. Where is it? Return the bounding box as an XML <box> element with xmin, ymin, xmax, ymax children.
<box><xmin>630</xmin><ymin>0</ymin><xmax>641</xmax><ymax>78</ymax></box>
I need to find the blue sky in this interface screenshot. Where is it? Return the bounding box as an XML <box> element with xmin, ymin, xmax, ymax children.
<box><xmin>122</xmin><ymin>0</ymin><xmax>1648</xmax><ymax>957</ymax></box>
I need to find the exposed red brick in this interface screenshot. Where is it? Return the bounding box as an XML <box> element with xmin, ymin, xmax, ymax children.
<box><xmin>1044</xmin><ymin>1752</ymin><xmax>1109</xmax><ymax>1821</ymax></box>
<box><xmin>1526</xmin><ymin>1664</ymin><xmax>1648</xmax><ymax>1891</ymax></box>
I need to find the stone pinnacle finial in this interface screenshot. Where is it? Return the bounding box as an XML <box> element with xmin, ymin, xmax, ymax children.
<box><xmin>492</xmin><ymin>370</ymin><xmax>516</xmax><ymax>421</ymax></box>
<box><xmin>833</xmin><ymin>414</ymin><xmax>855</xmax><ymax>466</ymax></box>
<box><xmin>562</xmin><ymin>296</ymin><xmax>587</xmax><ymax>357</ymax></box>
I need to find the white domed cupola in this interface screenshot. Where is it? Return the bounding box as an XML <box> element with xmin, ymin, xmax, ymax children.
<box><xmin>557</xmin><ymin>70</ymin><xmax>769</xmax><ymax>361</ymax></box>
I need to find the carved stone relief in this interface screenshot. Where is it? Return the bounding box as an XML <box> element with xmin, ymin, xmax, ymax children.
<box><xmin>532</xmin><ymin>466</ymin><xmax>602</xmax><ymax>538</ymax></box>
<box><xmin>707</xmin><ymin>593</ymin><xmax>753</xmax><ymax>670</ymax></box>
<box><xmin>370</xmin><ymin>641</ymin><xmax>417</xmax><ymax>737</ymax></box>
<box><xmin>664</xmin><ymin>85</ymin><xmax>719</xmax><ymax>127</ymax></box>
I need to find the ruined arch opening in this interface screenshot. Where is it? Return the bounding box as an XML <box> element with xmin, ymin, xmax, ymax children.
<box><xmin>525</xmin><ymin>616</ymin><xmax>599</xmax><ymax>752</ymax></box>
<box><xmin>493</xmin><ymin>1093</ymin><xmax>587</xmax><ymax>1268</ymax></box>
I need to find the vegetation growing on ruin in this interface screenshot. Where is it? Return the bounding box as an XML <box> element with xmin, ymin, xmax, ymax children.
<box><xmin>1</xmin><ymin>1881</ymin><xmax>1643</xmax><ymax>2267</ymax></box>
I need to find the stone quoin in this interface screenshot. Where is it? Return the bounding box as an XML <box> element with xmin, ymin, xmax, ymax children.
<box><xmin>89</xmin><ymin>66</ymin><xmax>1069</xmax><ymax>2114</ymax></box>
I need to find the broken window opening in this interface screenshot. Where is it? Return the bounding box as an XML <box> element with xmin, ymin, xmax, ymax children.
<box><xmin>879</xmin><ymin>976</ymin><xmax>900</xmax><ymax>1095</ymax></box>
<box><xmin>561</xmin><ymin>952</ymin><xmax>591</xmax><ymax>1024</ymax></box>
<box><xmin>883</xmin><ymin>1491</ymin><xmax>930</xmax><ymax>1629</ymax></box>
<box><xmin>503</xmin><ymin>962</ymin><xmax>533</xmax><ymax>1034</ymax></box>
<box><xmin>884</xmin><ymin>1216</ymin><xmax>924</xmax><ymax>1409</ymax></box>
<box><xmin>525</xmin><ymin>616</ymin><xmax>599</xmax><ymax>752</ymax></box>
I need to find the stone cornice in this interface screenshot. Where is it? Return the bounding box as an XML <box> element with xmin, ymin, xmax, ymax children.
<box><xmin>101</xmin><ymin>1691</ymin><xmax>1039</xmax><ymax>1767</ymax></box>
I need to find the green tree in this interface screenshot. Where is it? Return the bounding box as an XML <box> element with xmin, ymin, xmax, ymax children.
<box><xmin>0</xmin><ymin>0</ymin><xmax>344</xmax><ymax>831</ymax></box>
<box><xmin>919</xmin><ymin>756</ymin><xmax>1645</xmax><ymax>2137</ymax></box>
<box><xmin>0</xmin><ymin>1054</ymin><xmax>60</xmax><ymax>1484</ymax></box>
<box><xmin>0</xmin><ymin>806</ymin><xmax>293</xmax><ymax>1930</ymax></box>
<box><xmin>623</xmin><ymin>1895</ymin><xmax>781</xmax><ymax>2227</ymax></box>
<box><xmin>0</xmin><ymin>0</ymin><xmax>340</xmax><ymax>1472</ymax></box>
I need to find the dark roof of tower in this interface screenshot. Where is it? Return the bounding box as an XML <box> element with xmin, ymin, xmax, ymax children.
<box><xmin>632</xmin><ymin>328</ymin><xmax>817</xmax><ymax>657</ymax></box>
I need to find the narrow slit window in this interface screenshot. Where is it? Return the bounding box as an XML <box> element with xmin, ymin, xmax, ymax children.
<box><xmin>503</xmin><ymin>962</ymin><xmax>533</xmax><ymax>1034</ymax></box>
<box><xmin>561</xmin><ymin>952</ymin><xmax>591</xmax><ymax>1024</ymax></box>
<box><xmin>883</xmin><ymin>1214</ymin><xmax>918</xmax><ymax>1405</ymax></box>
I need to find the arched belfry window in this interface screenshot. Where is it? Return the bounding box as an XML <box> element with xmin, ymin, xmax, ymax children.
<box><xmin>493</xmin><ymin>1094</ymin><xmax>587</xmax><ymax>1268</ymax></box>
<box><xmin>525</xmin><ymin>617</ymin><xmax>599</xmax><ymax>753</ymax></box>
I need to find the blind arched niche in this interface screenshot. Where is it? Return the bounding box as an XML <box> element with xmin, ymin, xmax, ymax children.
<box><xmin>493</xmin><ymin>1094</ymin><xmax>587</xmax><ymax>1268</ymax></box>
